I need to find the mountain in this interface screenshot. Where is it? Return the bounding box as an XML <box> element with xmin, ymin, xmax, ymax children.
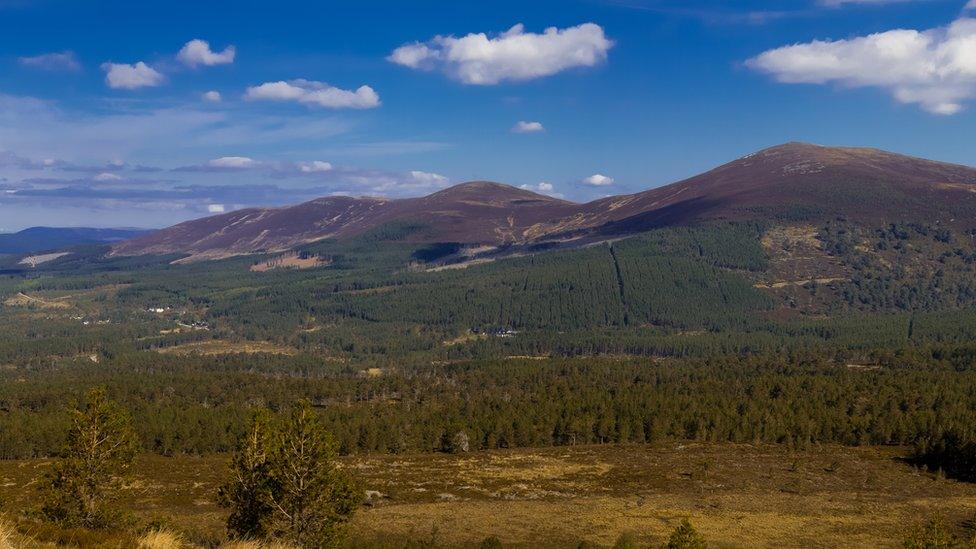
<box><xmin>0</xmin><ymin>227</ymin><xmax>153</xmax><ymax>255</ymax></box>
<box><xmin>111</xmin><ymin>182</ymin><xmax>578</xmax><ymax>259</ymax></box>
<box><xmin>575</xmin><ymin>141</ymin><xmax>976</xmax><ymax>236</ymax></box>
<box><xmin>112</xmin><ymin>143</ymin><xmax>976</xmax><ymax>259</ymax></box>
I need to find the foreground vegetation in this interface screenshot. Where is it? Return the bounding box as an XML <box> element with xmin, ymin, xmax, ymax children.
<box><xmin>3</xmin><ymin>442</ymin><xmax>975</xmax><ymax>547</ymax></box>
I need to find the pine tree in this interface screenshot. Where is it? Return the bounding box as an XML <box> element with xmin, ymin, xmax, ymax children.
<box><xmin>219</xmin><ymin>402</ymin><xmax>361</xmax><ymax>547</ymax></box>
<box><xmin>39</xmin><ymin>387</ymin><xmax>138</xmax><ymax>528</ymax></box>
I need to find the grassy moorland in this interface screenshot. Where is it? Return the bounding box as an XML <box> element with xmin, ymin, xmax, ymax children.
<box><xmin>1</xmin><ymin>444</ymin><xmax>974</xmax><ymax>547</ymax></box>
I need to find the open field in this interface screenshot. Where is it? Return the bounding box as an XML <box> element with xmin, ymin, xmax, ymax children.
<box><xmin>154</xmin><ymin>339</ymin><xmax>298</xmax><ymax>356</ymax></box>
<box><xmin>1</xmin><ymin>443</ymin><xmax>974</xmax><ymax>547</ymax></box>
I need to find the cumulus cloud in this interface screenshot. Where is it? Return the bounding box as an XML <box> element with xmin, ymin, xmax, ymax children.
<box><xmin>409</xmin><ymin>170</ymin><xmax>449</xmax><ymax>185</ymax></box>
<box><xmin>512</xmin><ymin>120</ymin><xmax>544</xmax><ymax>133</ymax></box>
<box><xmin>19</xmin><ymin>51</ymin><xmax>81</xmax><ymax>72</ymax></box>
<box><xmin>582</xmin><ymin>174</ymin><xmax>614</xmax><ymax>186</ymax></box>
<box><xmin>207</xmin><ymin>156</ymin><xmax>256</xmax><ymax>169</ymax></box>
<box><xmin>202</xmin><ymin>90</ymin><xmax>222</xmax><ymax>102</ymax></box>
<box><xmin>245</xmin><ymin>79</ymin><xmax>381</xmax><ymax>109</ymax></box>
<box><xmin>388</xmin><ymin>22</ymin><xmax>613</xmax><ymax>85</ymax></box>
<box><xmin>177</xmin><ymin>39</ymin><xmax>236</xmax><ymax>67</ymax></box>
<box><xmin>519</xmin><ymin>181</ymin><xmax>562</xmax><ymax>197</ymax></box>
<box><xmin>297</xmin><ymin>160</ymin><xmax>333</xmax><ymax>173</ymax></box>
<box><xmin>93</xmin><ymin>172</ymin><xmax>122</xmax><ymax>182</ymax></box>
<box><xmin>207</xmin><ymin>204</ymin><xmax>226</xmax><ymax>213</ymax></box>
<box><xmin>101</xmin><ymin>61</ymin><xmax>165</xmax><ymax>89</ymax></box>
<box><xmin>747</xmin><ymin>16</ymin><xmax>976</xmax><ymax>115</ymax></box>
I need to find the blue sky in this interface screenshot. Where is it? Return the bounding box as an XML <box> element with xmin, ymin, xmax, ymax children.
<box><xmin>1</xmin><ymin>0</ymin><xmax>975</xmax><ymax>230</ymax></box>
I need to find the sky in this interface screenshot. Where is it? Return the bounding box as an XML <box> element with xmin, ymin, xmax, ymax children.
<box><xmin>1</xmin><ymin>0</ymin><xmax>975</xmax><ymax>230</ymax></box>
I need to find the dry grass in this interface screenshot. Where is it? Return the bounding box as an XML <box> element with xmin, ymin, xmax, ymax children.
<box><xmin>0</xmin><ymin>520</ymin><xmax>17</xmax><ymax>549</ymax></box>
<box><xmin>249</xmin><ymin>253</ymin><xmax>329</xmax><ymax>272</ymax></box>
<box><xmin>137</xmin><ymin>529</ymin><xmax>188</xmax><ymax>549</ymax></box>
<box><xmin>442</xmin><ymin>331</ymin><xmax>487</xmax><ymax>347</ymax></box>
<box><xmin>155</xmin><ymin>340</ymin><xmax>296</xmax><ymax>356</ymax></box>
<box><xmin>0</xmin><ymin>517</ymin><xmax>53</xmax><ymax>549</ymax></box>
<box><xmin>2</xmin><ymin>293</ymin><xmax>71</xmax><ymax>310</ymax></box>
<box><xmin>219</xmin><ymin>541</ymin><xmax>297</xmax><ymax>549</ymax></box>
<box><xmin>2</xmin><ymin>444</ymin><xmax>976</xmax><ymax>547</ymax></box>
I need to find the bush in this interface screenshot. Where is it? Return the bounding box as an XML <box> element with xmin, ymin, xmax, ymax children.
<box><xmin>902</xmin><ymin>517</ymin><xmax>957</xmax><ymax>548</ymax></box>
<box><xmin>662</xmin><ymin>519</ymin><xmax>706</xmax><ymax>549</ymax></box>
<box><xmin>614</xmin><ymin>532</ymin><xmax>640</xmax><ymax>549</ymax></box>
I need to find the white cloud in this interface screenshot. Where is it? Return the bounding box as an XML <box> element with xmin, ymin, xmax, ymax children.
<box><xmin>967</xmin><ymin>0</ymin><xmax>976</xmax><ymax>10</ymax></box>
<box><xmin>388</xmin><ymin>22</ymin><xmax>613</xmax><ymax>85</ymax></box>
<box><xmin>207</xmin><ymin>204</ymin><xmax>226</xmax><ymax>213</ymax></box>
<box><xmin>93</xmin><ymin>172</ymin><xmax>122</xmax><ymax>182</ymax></box>
<box><xmin>297</xmin><ymin>160</ymin><xmax>333</xmax><ymax>173</ymax></box>
<box><xmin>202</xmin><ymin>90</ymin><xmax>222</xmax><ymax>102</ymax></box>
<box><xmin>208</xmin><ymin>156</ymin><xmax>256</xmax><ymax>169</ymax></box>
<box><xmin>409</xmin><ymin>170</ymin><xmax>449</xmax><ymax>185</ymax></box>
<box><xmin>512</xmin><ymin>120</ymin><xmax>544</xmax><ymax>133</ymax></box>
<box><xmin>747</xmin><ymin>16</ymin><xmax>976</xmax><ymax>115</ymax></box>
<box><xmin>19</xmin><ymin>51</ymin><xmax>81</xmax><ymax>72</ymax></box>
<box><xmin>582</xmin><ymin>174</ymin><xmax>614</xmax><ymax>186</ymax></box>
<box><xmin>520</xmin><ymin>181</ymin><xmax>562</xmax><ymax>197</ymax></box>
<box><xmin>177</xmin><ymin>39</ymin><xmax>236</xmax><ymax>67</ymax></box>
<box><xmin>101</xmin><ymin>61</ymin><xmax>165</xmax><ymax>90</ymax></box>
<box><xmin>245</xmin><ymin>79</ymin><xmax>381</xmax><ymax>109</ymax></box>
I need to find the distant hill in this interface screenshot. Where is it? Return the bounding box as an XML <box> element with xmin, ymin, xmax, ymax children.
<box><xmin>0</xmin><ymin>227</ymin><xmax>153</xmax><ymax>255</ymax></box>
<box><xmin>112</xmin><ymin>142</ymin><xmax>976</xmax><ymax>259</ymax></box>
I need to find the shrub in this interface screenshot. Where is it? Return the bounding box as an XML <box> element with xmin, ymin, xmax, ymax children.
<box><xmin>902</xmin><ymin>517</ymin><xmax>957</xmax><ymax>548</ymax></box>
<box><xmin>613</xmin><ymin>532</ymin><xmax>640</xmax><ymax>549</ymax></box>
<box><xmin>662</xmin><ymin>519</ymin><xmax>706</xmax><ymax>549</ymax></box>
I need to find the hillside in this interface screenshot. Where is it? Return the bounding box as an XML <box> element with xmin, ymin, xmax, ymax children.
<box><xmin>579</xmin><ymin>142</ymin><xmax>976</xmax><ymax>237</ymax></box>
<box><xmin>0</xmin><ymin>227</ymin><xmax>152</xmax><ymax>255</ymax></box>
<box><xmin>111</xmin><ymin>143</ymin><xmax>976</xmax><ymax>260</ymax></box>
<box><xmin>111</xmin><ymin>183</ymin><xmax>577</xmax><ymax>259</ymax></box>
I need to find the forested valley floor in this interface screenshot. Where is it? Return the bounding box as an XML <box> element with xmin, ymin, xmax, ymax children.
<box><xmin>4</xmin><ymin>220</ymin><xmax>976</xmax><ymax>546</ymax></box>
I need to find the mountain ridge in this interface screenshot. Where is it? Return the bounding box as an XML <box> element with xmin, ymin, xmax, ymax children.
<box><xmin>0</xmin><ymin>227</ymin><xmax>153</xmax><ymax>255</ymax></box>
<box><xmin>111</xmin><ymin>143</ymin><xmax>976</xmax><ymax>260</ymax></box>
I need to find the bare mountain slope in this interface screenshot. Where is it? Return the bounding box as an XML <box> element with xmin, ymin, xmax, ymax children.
<box><xmin>112</xmin><ymin>143</ymin><xmax>976</xmax><ymax>259</ymax></box>
<box><xmin>574</xmin><ymin>142</ymin><xmax>976</xmax><ymax>237</ymax></box>
<box><xmin>111</xmin><ymin>182</ymin><xmax>578</xmax><ymax>258</ymax></box>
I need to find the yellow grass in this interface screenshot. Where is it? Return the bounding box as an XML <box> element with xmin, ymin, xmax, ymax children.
<box><xmin>250</xmin><ymin>253</ymin><xmax>329</xmax><ymax>272</ymax></box>
<box><xmin>155</xmin><ymin>340</ymin><xmax>296</xmax><ymax>356</ymax></box>
<box><xmin>2</xmin><ymin>293</ymin><xmax>71</xmax><ymax>310</ymax></box>
<box><xmin>219</xmin><ymin>541</ymin><xmax>297</xmax><ymax>549</ymax></box>
<box><xmin>137</xmin><ymin>529</ymin><xmax>187</xmax><ymax>549</ymax></box>
<box><xmin>2</xmin><ymin>444</ymin><xmax>976</xmax><ymax>547</ymax></box>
